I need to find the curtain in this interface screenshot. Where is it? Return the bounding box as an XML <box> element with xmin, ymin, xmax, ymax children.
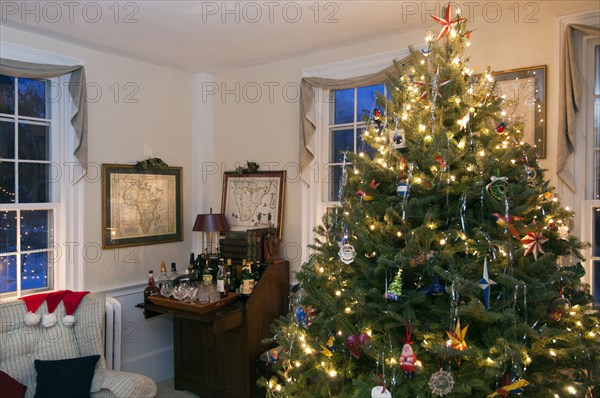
<box><xmin>556</xmin><ymin>23</ymin><xmax>600</xmax><ymax>191</ymax></box>
<box><xmin>299</xmin><ymin>55</ymin><xmax>411</xmax><ymax>176</ymax></box>
<box><xmin>0</xmin><ymin>58</ymin><xmax>88</xmax><ymax>170</ymax></box>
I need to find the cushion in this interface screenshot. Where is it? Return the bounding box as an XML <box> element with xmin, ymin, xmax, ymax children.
<box><xmin>34</xmin><ymin>355</ymin><xmax>100</xmax><ymax>398</ymax></box>
<box><xmin>0</xmin><ymin>370</ymin><xmax>27</xmax><ymax>398</ymax></box>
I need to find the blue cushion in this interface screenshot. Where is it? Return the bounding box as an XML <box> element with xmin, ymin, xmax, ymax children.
<box><xmin>34</xmin><ymin>355</ymin><xmax>100</xmax><ymax>398</ymax></box>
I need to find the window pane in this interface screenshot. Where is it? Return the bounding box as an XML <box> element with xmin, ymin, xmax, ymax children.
<box><xmin>18</xmin><ymin>78</ymin><xmax>47</xmax><ymax>119</ymax></box>
<box><xmin>595</xmin><ymin>152</ymin><xmax>600</xmax><ymax>201</ymax></box>
<box><xmin>331</xmin><ymin>129</ymin><xmax>354</xmax><ymax>163</ymax></box>
<box><xmin>18</xmin><ymin>122</ymin><xmax>50</xmax><ymax>160</ymax></box>
<box><xmin>357</xmin><ymin>84</ymin><xmax>384</xmax><ymax>123</ymax></box>
<box><xmin>0</xmin><ymin>211</ymin><xmax>17</xmax><ymax>253</ymax></box>
<box><xmin>21</xmin><ymin>210</ymin><xmax>52</xmax><ymax>251</ymax></box>
<box><xmin>0</xmin><ymin>162</ymin><xmax>16</xmax><ymax>203</ymax></box>
<box><xmin>0</xmin><ymin>75</ymin><xmax>15</xmax><ymax>115</ymax></box>
<box><xmin>333</xmin><ymin>89</ymin><xmax>354</xmax><ymax>124</ymax></box>
<box><xmin>21</xmin><ymin>251</ymin><xmax>49</xmax><ymax>290</ymax></box>
<box><xmin>19</xmin><ymin>163</ymin><xmax>49</xmax><ymax>203</ymax></box>
<box><xmin>594</xmin><ymin>260</ymin><xmax>600</xmax><ymax>305</ymax></box>
<box><xmin>0</xmin><ymin>120</ymin><xmax>15</xmax><ymax>159</ymax></box>
<box><xmin>326</xmin><ymin>165</ymin><xmax>345</xmax><ymax>202</ymax></box>
<box><xmin>594</xmin><ymin>208</ymin><xmax>600</xmax><ymax>257</ymax></box>
<box><xmin>0</xmin><ymin>255</ymin><xmax>17</xmax><ymax>293</ymax></box>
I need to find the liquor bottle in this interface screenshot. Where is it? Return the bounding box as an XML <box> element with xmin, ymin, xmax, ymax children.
<box><xmin>170</xmin><ymin>262</ymin><xmax>178</xmax><ymax>279</ymax></box>
<box><xmin>187</xmin><ymin>253</ymin><xmax>195</xmax><ymax>275</ymax></box>
<box><xmin>202</xmin><ymin>257</ymin><xmax>213</xmax><ymax>286</ymax></box>
<box><xmin>157</xmin><ymin>261</ymin><xmax>169</xmax><ymax>289</ymax></box>
<box><xmin>227</xmin><ymin>259</ymin><xmax>237</xmax><ymax>293</ymax></box>
<box><xmin>216</xmin><ymin>263</ymin><xmax>226</xmax><ymax>298</ymax></box>
<box><xmin>143</xmin><ymin>270</ymin><xmax>159</xmax><ymax>303</ymax></box>
<box><xmin>241</xmin><ymin>263</ymin><xmax>254</xmax><ymax>295</ymax></box>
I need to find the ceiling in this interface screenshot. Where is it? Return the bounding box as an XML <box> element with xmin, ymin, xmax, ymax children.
<box><xmin>0</xmin><ymin>1</ymin><xmax>548</xmax><ymax>73</ymax></box>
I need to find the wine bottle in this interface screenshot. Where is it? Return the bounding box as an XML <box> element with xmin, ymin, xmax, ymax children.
<box><xmin>170</xmin><ymin>262</ymin><xmax>178</xmax><ymax>278</ymax></box>
<box><xmin>143</xmin><ymin>270</ymin><xmax>159</xmax><ymax>303</ymax></box>
<box><xmin>216</xmin><ymin>263</ymin><xmax>226</xmax><ymax>298</ymax></box>
<box><xmin>157</xmin><ymin>261</ymin><xmax>169</xmax><ymax>289</ymax></box>
<box><xmin>241</xmin><ymin>262</ymin><xmax>254</xmax><ymax>295</ymax></box>
<box><xmin>187</xmin><ymin>253</ymin><xmax>195</xmax><ymax>275</ymax></box>
<box><xmin>202</xmin><ymin>257</ymin><xmax>213</xmax><ymax>286</ymax></box>
<box><xmin>227</xmin><ymin>259</ymin><xmax>237</xmax><ymax>293</ymax></box>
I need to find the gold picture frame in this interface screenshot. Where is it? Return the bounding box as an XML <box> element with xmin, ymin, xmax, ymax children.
<box><xmin>102</xmin><ymin>164</ymin><xmax>183</xmax><ymax>249</ymax></box>
<box><xmin>221</xmin><ymin>171</ymin><xmax>286</xmax><ymax>240</ymax></box>
<box><xmin>492</xmin><ymin>65</ymin><xmax>546</xmax><ymax>158</ymax></box>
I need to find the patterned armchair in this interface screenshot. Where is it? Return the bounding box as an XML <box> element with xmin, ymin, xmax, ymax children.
<box><xmin>0</xmin><ymin>292</ymin><xmax>156</xmax><ymax>398</ymax></box>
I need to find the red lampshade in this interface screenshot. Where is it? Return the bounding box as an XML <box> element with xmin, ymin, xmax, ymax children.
<box><xmin>192</xmin><ymin>212</ymin><xmax>230</xmax><ymax>232</ymax></box>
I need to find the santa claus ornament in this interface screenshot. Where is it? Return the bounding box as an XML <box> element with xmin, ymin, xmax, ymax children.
<box><xmin>399</xmin><ymin>325</ymin><xmax>418</xmax><ymax>379</ymax></box>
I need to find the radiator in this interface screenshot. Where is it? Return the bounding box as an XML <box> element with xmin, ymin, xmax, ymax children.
<box><xmin>104</xmin><ymin>297</ymin><xmax>122</xmax><ymax>371</ymax></box>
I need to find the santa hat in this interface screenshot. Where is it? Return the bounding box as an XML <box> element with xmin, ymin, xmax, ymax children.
<box><xmin>62</xmin><ymin>291</ymin><xmax>89</xmax><ymax>327</ymax></box>
<box><xmin>41</xmin><ymin>290</ymin><xmax>68</xmax><ymax>328</ymax></box>
<box><xmin>19</xmin><ymin>292</ymin><xmax>51</xmax><ymax>325</ymax></box>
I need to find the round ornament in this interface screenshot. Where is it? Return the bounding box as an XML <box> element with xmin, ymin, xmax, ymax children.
<box><xmin>338</xmin><ymin>243</ymin><xmax>356</xmax><ymax>264</ymax></box>
<box><xmin>371</xmin><ymin>386</ymin><xmax>392</xmax><ymax>398</ymax></box>
<box><xmin>524</xmin><ymin>166</ymin><xmax>537</xmax><ymax>182</ymax></box>
<box><xmin>429</xmin><ymin>369</ymin><xmax>455</xmax><ymax>396</ymax></box>
<box><xmin>486</xmin><ymin>176</ymin><xmax>509</xmax><ymax>200</ymax></box>
<box><xmin>496</xmin><ymin>122</ymin><xmax>506</xmax><ymax>133</ymax></box>
<box><xmin>389</xmin><ymin>128</ymin><xmax>406</xmax><ymax>149</ymax></box>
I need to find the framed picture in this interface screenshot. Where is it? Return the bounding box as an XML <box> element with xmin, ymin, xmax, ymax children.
<box><xmin>492</xmin><ymin>65</ymin><xmax>546</xmax><ymax>158</ymax></box>
<box><xmin>221</xmin><ymin>171</ymin><xmax>286</xmax><ymax>240</ymax></box>
<box><xmin>102</xmin><ymin>164</ymin><xmax>183</xmax><ymax>249</ymax></box>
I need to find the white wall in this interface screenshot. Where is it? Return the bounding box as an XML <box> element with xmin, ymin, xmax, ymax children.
<box><xmin>211</xmin><ymin>1</ymin><xmax>600</xmax><ymax>279</ymax></box>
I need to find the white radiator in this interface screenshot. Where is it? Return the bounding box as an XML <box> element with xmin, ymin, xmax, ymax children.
<box><xmin>104</xmin><ymin>296</ymin><xmax>122</xmax><ymax>371</ymax></box>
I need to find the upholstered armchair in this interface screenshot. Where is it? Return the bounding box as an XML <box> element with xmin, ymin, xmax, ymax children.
<box><xmin>0</xmin><ymin>292</ymin><xmax>156</xmax><ymax>398</ymax></box>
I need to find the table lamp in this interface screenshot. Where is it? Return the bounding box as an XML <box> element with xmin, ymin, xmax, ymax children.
<box><xmin>192</xmin><ymin>208</ymin><xmax>230</xmax><ymax>254</ymax></box>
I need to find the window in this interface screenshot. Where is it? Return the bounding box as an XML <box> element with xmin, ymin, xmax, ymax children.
<box><xmin>326</xmin><ymin>84</ymin><xmax>386</xmax><ymax>202</ymax></box>
<box><xmin>0</xmin><ymin>74</ymin><xmax>57</xmax><ymax>296</ymax></box>
<box><xmin>589</xmin><ymin>43</ymin><xmax>600</xmax><ymax>304</ymax></box>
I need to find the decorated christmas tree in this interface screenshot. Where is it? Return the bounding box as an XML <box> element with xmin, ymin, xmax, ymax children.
<box><xmin>263</xmin><ymin>5</ymin><xmax>599</xmax><ymax>398</ymax></box>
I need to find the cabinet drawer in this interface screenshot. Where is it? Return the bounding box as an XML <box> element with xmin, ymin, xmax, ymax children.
<box><xmin>213</xmin><ymin>310</ymin><xmax>243</xmax><ymax>334</ymax></box>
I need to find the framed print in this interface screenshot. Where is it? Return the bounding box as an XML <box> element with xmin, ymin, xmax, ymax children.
<box><xmin>492</xmin><ymin>65</ymin><xmax>546</xmax><ymax>158</ymax></box>
<box><xmin>221</xmin><ymin>171</ymin><xmax>286</xmax><ymax>240</ymax></box>
<box><xmin>102</xmin><ymin>164</ymin><xmax>182</xmax><ymax>249</ymax></box>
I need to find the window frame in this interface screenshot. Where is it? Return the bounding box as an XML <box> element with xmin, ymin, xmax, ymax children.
<box><xmin>299</xmin><ymin>49</ymin><xmax>410</xmax><ymax>265</ymax></box>
<box><xmin>0</xmin><ymin>42</ymin><xmax>85</xmax><ymax>298</ymax></box>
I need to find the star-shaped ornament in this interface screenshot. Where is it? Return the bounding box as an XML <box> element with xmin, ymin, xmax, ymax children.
<box><xmin>521</xmin><ymin>231</ymin><xmax>548</xmax><ymax>259</ymax></box>
<box><xmin>478</xmin><ymin>257</ymin><xmax>496</xmax><ymax>309</ymax></box>
<box><xmin>413</xmin><ymin>77</ymin><xmax>452</xmax><ymax>101</ymax></box>
<box><xmin>431</xmin><ymin>2</ymin><xmax>466</xmax><ymax>41</ymax></box>
<box><xmin>446</xmin><ymin>318</ymin><xmax>468</xmax><ymax>351</ymax></box>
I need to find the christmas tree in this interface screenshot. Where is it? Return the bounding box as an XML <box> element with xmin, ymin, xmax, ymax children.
<box><xmin>264</xmin><ymin>5</ymin><xmax>599</xmax><ymax>397</ymax></box>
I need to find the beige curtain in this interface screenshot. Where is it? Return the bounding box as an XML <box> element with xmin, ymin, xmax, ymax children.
<box><xmin>556</xmin><ymin>23</ymin><xmax>600</xmax><ymax>190</ymax></box>
<box><xmin>299</xmin><ymin>55</ymin><xmax>411</xmax><ymax>175</ymax></box>
<box><xmin>0</xmin><ymin>58</ymin><xmax>88</xmax><ymax>169</ymax></box>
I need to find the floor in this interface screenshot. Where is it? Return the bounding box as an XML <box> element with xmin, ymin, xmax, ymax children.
<box><xmin>156</xmin><ymin>378</ymin><xmax>199</xmax><ymax>398</ymax></box>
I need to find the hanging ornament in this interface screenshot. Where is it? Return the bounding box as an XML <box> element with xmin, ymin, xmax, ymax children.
<box><xmin>549</xmin><ymin>295</ymin><xmax>572</xmax><ymax>321</ymax></box>
<box><xmin>389</xmin><ymin>128</ymin><xmax>406</xmax><ymax>149</ymax></box>
<box><xmin>373</xmin><ymin>108</ymin><xmax>382</xmax><ymax>129</ymax></box>
<box><xmin>399</xmin><ymin>325</ymin><xmax>417</xmax><ymax>379</ymax></box>
<box><xmin>423</xmin><ymin>274</ymin><xmax>447</xmax><ymax>295</ymax></box>
<box><xmin>295</xmin><ymin>305</ymin><xmax>316</xmax><ymax>329</ymax></box>
<box><xmin>370</xmin><ymin>386</ymin><xmax>392</xmax><ymax>398</ymax></box>
<box><xmin>410</xmin><ymin>251</ymin><xmax>434</xmax><ymax>268</ymax></box>
<box><xmin>457</xmin><ymin>112</ymin><xmax>470</xmax><ymax>130</ymax></box>
<box><xmin>413</xmin><ymin>74</ymin><xmax>452</xmax><ymax>101</ymax></box>
<box><xmin>429</xmin><ymin>369</ymin><xmax>455</xmax><ymax>396</ymax></box>
<box><xmin>338</xmin><ymin>242</ymin><xmax>356</xmax><ymax>264</ymax></box>
<box><xmin>524</xmin><ymin>166</ymin><xmax>537</xmax><ymax>183</ymax></box>
<box><xmin>487</xmin><ymin>379</ymin><xmax>529</xmax><ymax>397</ymax></box>
<box><xmin>356</xmin><ymin>179</ymin><xmax>380</xmax><ymax>202</ymax></box>
<box><xmin>446</xmin><ymin>318</ymin><xmax>468</xmax><ymax>351</ymax></box>
<box><xmin>558</xmin><ymin>224</ymin><xmax>570</xmax><ymax>240</ymax></box>
<box><xmin>486</xmin><ymin>176</ymin><xmax>510</xmax><ymax>200</ymax></box>
<box><xmin>430</xmin><ymin>2</ymin><xmax>465</xmax><ymax>41</ymax></box>
<box><xmin>346</xmin><ymin>333</ymin><xmax>364</xmax><ymax>358</ymax></box>
<box><xmin>396</xmin><ymin>181</ymin><xmax>408</xmax><ymax>197</ymax></box>
<box><xmin>320</xmin><ymin>336</ymin><xmax>336</xmax><ymax>357</ymax></box>
<box><xmin>385</xmin><ymin>268</ymin><xmax>403</xmax><ymax>301</ymax></box>
<box><xmin>521</xmin><ymin>231</ymin><xmax>548</xmax><ymax>260</ymax></box>
<box><xmin>496</xmin><ymin>122</ymin><xmax>506</xmax><ymax>133</ymax></box>
<box><xmin>478</xmin><ymin>257</ymin><xmax>497</xmax><ymax>309</ymax></box>
<box><xmin>492</xmin><ymin>213</ymin><xmax>522</xmax><ymax>240</ymax></box>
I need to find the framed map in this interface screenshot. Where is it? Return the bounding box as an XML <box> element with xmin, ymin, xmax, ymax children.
<box><xmin>221</xmin><ymin>171</ymin><xmax>286</xmax><ymax>239</ymax></box>
<box><xmin>492</xmin><ymin>65</ymin><xmax>546</xmax><ymax>158</ymax></box>
<box><xmin>102</xmin><ymin>164</ymin><xmax>182</xmax><ymax>249</ymax></box>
